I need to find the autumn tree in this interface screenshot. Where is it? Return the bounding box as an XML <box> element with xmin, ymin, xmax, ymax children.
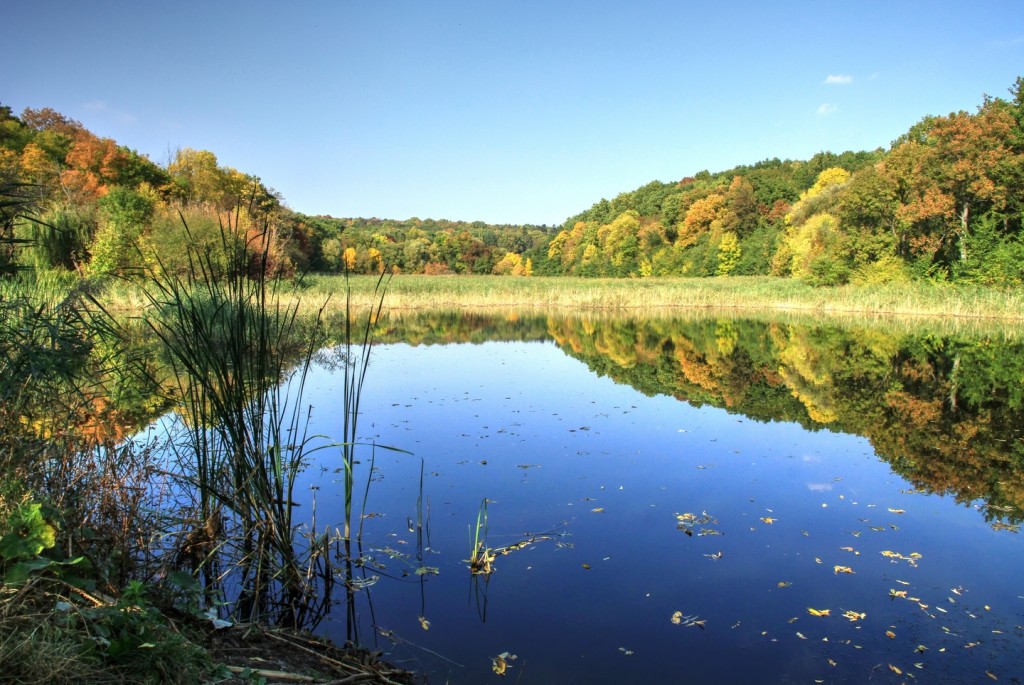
<box><xmin>716</xmin><ymin>232</ymin><xmax>741</xmax><ymax>276</ymax></box>
<box><xmin>774</xmin><ymin>168</ymin><xmax>851</xmax><ymax>282</ymax></box>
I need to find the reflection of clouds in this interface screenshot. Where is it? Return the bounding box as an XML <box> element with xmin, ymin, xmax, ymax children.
<box><xmin>807</xmin><ymin>483</ymin><xmax>833</xmax><ymax>492</ymax></box>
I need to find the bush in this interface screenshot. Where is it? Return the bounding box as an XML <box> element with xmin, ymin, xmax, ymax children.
<box><xmin>850</xmin><ymin>255</ymin><xmax>912</xmax><ymax>286</ymax></box>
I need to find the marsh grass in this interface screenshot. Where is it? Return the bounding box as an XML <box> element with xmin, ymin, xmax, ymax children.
<box><xmin>274</xmin><ymin>274</ymin><xmax>1024</xmax><ymax>322</ymax></box>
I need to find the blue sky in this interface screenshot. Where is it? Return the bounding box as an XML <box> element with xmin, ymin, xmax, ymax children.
<box><xmin>5</xmin><ymin>1</ymin><xmax>1023</xmax><ymax>225</ymax></box>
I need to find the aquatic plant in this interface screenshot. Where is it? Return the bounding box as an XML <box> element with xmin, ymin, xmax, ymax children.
<box><xmin>142</xmin><ymin>210</ymin><xmax>339</xmax><ymax>628</ymax></box>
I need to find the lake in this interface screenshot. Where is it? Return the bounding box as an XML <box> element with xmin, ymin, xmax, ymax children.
<box><xmin>279</xmin><ymin>313</ymin><xmax>1023</xmax><ymax>684</ymax></box>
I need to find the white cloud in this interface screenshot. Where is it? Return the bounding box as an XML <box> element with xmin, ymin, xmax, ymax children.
<box><xmin>824</xmin><ymin>74</ymin><xmax>853</xmax><ymax>85</ymax></box>
<box><xmin>82</xmin><ymin>100</ymin><xmax>137</xmax><ymax>124</ymax></box>
<box><xmin>817</xmin><ymin>103</ymin><xmax>838</xmax><ymax>116</ymax></box>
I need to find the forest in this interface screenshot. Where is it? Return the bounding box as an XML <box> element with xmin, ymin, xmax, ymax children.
<box><xmin>2</xmin><ymin>75</ymin><xmax>1023</xmax><ymax>286</ymax></box>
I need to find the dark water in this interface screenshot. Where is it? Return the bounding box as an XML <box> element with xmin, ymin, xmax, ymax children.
<box><xmin>295</xmin><ymin>315</ymin><xmax>1024</xmax><ymax>684</ymax></box>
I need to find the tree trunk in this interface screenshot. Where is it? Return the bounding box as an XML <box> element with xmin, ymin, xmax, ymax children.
<box><xmin>959</xmin><ymin>202</ymin><xmax>969</xmax><ymax>262</ymax></box>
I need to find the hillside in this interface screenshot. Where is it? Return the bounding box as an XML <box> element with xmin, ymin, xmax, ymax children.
<box><xmin>3</xmin><ymin>75</ymin><xmax>1022</xmax><ymax>285</ymax></box>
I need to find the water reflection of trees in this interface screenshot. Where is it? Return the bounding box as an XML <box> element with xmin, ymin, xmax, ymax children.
<box><xmin>544</xmin><ymin>316</ymin><xmax>1024</xmax><ymax>524</ymax></box>
<box><xmin>95</xmin><ymin>310</ymin><xmax>1024</xmax><ymax>526</ymax></box>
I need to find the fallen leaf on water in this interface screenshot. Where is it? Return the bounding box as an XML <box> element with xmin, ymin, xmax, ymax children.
<box><xmin>987</xmin><ymin>671</ymin><xmax>998</xmax><ymax>680</ymax></box>
<box><xmin>842</xmin><ymin>610</ymin><xmax>866</xmax><ymax>622</ymax></box>
<box><xmin>888</xmin><ymin>508</ymin><xmax>906</xmax><ymax>514</ymax></box>
<box><xmin>840</xmin><ymin>546</ymin><xmax>859</xmax><ymax>555</ymax></box>
<box><xmin>760</xmin><ymin>517</ymin><xmax>777</xmax><ymax>524</ymax></box>
<box><xmin>591</xmin><ymin>507</ymin><xmax>605</xmax><ymax>513</ymax></box>
<box><xmin>582</xmin><ymin>563</ymin><xmax>591</xmax><ymax>569</ymax></box>
<box><xmin>671</xmin><ymin>611</ymin><xmax>704</xmax><ymax>628</ymax></box>
<box><xmin>807</xmin><ymin>607</ymin><xmax>831</xmax><ymax>617</ymax></box>
<box><xmin>618</xmin><ymin>647</ymin><xmax>635</xmax><ymax>656</ymax></box>
<box><xmin>889</xmin><ymin>664</ymin><xmax>902</xmax><ymax>675</ymax></box>
<box><xmin>964</xmin><ymin>642</ymin><xmax>980</xmax><ymax>649</ymax></box>
<box><xmin>886</xmin><ymin>630</ymin><xmax>896</xmax><ymax>639</ymax></box>
<box><xmin>418</xmin><ymin>616</ymin><xmax>430</xmax><ymax>631</ymax></box>
<box><xmin>828</xmin><ymin>659</ymin><xmax>837</xmax><ymax>667</ymax></box>
<box><xmin>916</xmin><ymin>645</ymin><xmax>928</xmax><ymax>653</ymax></box>
<box><xmin>491</xmin><ymin>652</ymin><xmax>517</xmax><ymax>677</ymax></box>
<box><xmin>777</xmin><ymin>581</ymin><xmax>792</xmax><ymax>588</ymax></box>
<box><xmin>834</xmin><ymin>565</ymin><xmax>854</xmax><ymax>574</ymax></box>
<box><xmin>796</xmin><ymin>631</ymin><xmax>807</xmax><ymax>640</ymax></box>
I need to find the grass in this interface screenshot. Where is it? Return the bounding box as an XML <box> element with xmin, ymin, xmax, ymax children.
<box><xmin>266</xmin><ymin>274</ymin><xmax>1024</xmax><ymax>322</ymax></box>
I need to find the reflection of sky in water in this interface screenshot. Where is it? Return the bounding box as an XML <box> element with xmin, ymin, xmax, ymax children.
<box><xmin>294</xmin><ymin>341</ymin><xmax>1024</xmax><ymax>685</ymax></box>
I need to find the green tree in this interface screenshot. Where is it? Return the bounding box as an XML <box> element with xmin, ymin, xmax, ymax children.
<box><xmin>89</xmin><ymin>187</ymin><xmax>154</xmax><ymax>276</ymax></box>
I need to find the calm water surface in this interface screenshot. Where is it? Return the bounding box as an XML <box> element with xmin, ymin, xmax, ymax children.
<box><xmin>294</xmin><ymin>316</ymin><xmax>1024</xmax><ymax>684</ymax></box>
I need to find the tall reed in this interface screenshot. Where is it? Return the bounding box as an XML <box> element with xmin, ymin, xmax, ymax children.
<box><xmin>143</xmin><ymin>212</ymin><xmax>333</xmax><ymax>628</ymax></box>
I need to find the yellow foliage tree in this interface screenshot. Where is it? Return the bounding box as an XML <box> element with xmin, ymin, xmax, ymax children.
<box><xmin>716</xmin><ymin>231</ymin><xmax>741</xmax><ymax>276</ymax></box>
<box><xmin>679</xmin><ymin>194</ymin><xmax>726</xmax><ymax>247</ymax></box>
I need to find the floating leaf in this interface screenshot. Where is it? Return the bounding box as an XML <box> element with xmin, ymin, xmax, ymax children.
<box><xmin>807</xmin><ymin>608</ymin><xmax>831</xmax><ymax>617</ymax></box>
<box><xmin>491</xmin><ymin>652</ymin><xmax>516</xmax><ymax>676</ymax></box>
<box><xmin>591</xmin><ymin>507</ymin><xmax>605</xmax><ymax>513</ymax></box>
<box><xmin>418</xmin><ymin>616</ymin><xmax>430</xmax><ymax>631</ymax></box>
<box><xmin>777</xmin><ymin>581</ymin><xmax>792</xmax><ymax>589</ymax></box>
<box><xmin>987</xmin><ymin>671</ymin><xmax>998</xmax><ymax>680</ymax></box>
<box><xmin>582</xmin><ymin>563</ymin><xmax>591</xmax><ymax>570</ymax></box>
<box><xmin>618</xmin><ymin>647</ymin><xmax>635</xmax><ymax>656</ymax></box>
<box><xmin>888</xmin><ymin>508</ymin><xmax>906</xmax><ymax>514</ymax></box>
<box><xmin>886</xmin><ymin>630</ymin><xmax>896</xmax><ymax>639</ymax></box>
<box><xmin>842</xmin><ymin>610</ymin><xmax>866</xmax><ymax>622</ymax></box>
<box><xmin>796</xmin><ymin>631</ymin><xmax>807</xmax><ymax>640</ymax></box>
<box><xmin>671</xmin><ymin>611</ymin><xmax>704</xmax><ymax>628</ymax></box>
<box><xmin>889</xmin><ymin>664</ymin><xmax>902</xmax><ymax>675</ymax></box>
<box><xmin>760</xmin><ymin>517</ymin><xmax>777</xmax><ymax>524</ymax></box>
<box><xmin>834</xmin><ymin>565</ymin><xmax>854</xmax><ymax>574</ymax></box>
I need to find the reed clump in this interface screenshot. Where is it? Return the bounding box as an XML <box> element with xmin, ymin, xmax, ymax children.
<box><xmin>141</xmin><ymin>213</ymin><xmax>342</xmax><ymax>629</ymax></box>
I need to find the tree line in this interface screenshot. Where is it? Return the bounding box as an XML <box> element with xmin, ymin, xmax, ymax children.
<box><xmin>2</xmin><ymin>75</ymin><xmax>1022</xmax><ymax>285</ymax></box>
<box><xmin>548</xmin><ymin>77</ymin><xmax>1024</xmax><ymax>286</ymax></box>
